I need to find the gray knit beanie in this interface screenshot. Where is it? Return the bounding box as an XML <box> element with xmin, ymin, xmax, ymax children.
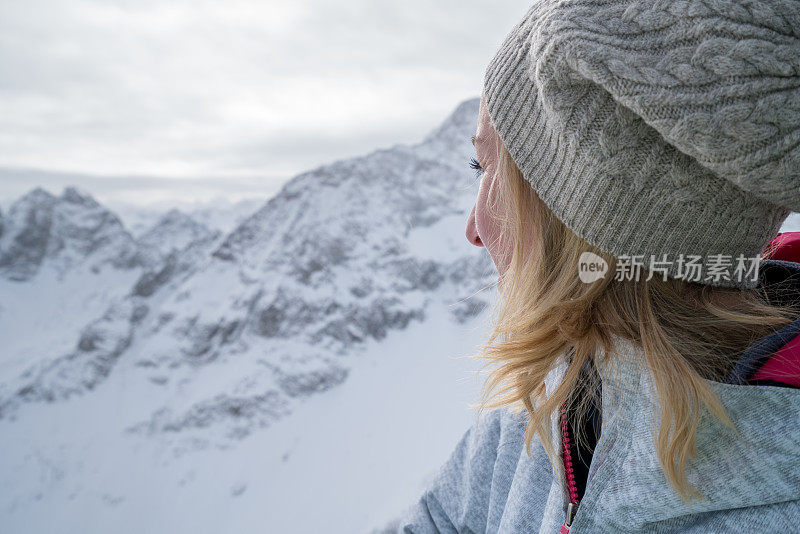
<box><xmin>483</xmin><ymin>0</ymin><xmax>800</xmax><ymax>289</ymax></box>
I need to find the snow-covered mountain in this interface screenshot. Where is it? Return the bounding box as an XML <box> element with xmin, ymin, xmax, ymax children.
<box><xmin>137</xmin><ymin>209</ymin><xmax>220</xmax><ymax>257</ymax></box>
<box><xmin>0</xmin><ymin>97</ymin><xmax>497</xmax><ymax>533</ymax></box>
<box><xmin>115</xmin><ymin>197</ymin><xmax>264</xmax><ymax>238</ymax></box>
<box><xmin>0</xmin><ymin>186</ymin><xmax>150</xmax><ymax>282</ymax></box>
<box><xmin>186</xmin><ymin>197</ymin><xmax>265</xmax><ymax>236</ymax></box>
<box><xmin>0</xmin><ymin>187</ymin><xmax>159</xmax><ymax>392</ymax></box>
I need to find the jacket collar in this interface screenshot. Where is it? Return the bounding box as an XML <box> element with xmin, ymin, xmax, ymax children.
<box><xmin>548</xmin><ymin>335</ymin><xmax>800</xmax><ymax>530</ymax></box>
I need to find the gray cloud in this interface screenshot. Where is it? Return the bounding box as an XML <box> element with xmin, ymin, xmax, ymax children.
<box><xmin>0</xmin><ymin>0</ymin><xmax>529</xmax><ymax>205</ymax></box>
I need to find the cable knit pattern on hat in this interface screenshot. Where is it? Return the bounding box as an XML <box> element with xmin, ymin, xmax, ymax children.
<box><xmin>483</xmin><ymin>0</ymin><xmax>800</xmax><ymax>289</ymax></box>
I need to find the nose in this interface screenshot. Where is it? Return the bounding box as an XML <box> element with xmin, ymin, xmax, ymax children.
<box><xmin>465</xmin><ymin>204</ymin><xmax>483</xmax><ymax>247</ymax></box>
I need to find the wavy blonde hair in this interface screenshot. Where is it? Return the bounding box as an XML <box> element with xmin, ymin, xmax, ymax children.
<box><xmin>472</xmin><ymin>141</ymin><xmax>800</xmax><ymax>501</ymax></box>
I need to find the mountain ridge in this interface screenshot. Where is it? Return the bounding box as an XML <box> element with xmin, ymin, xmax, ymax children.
<box><xmin>0</xmin><ymin>97</ymin><xmax>492</xmax><ymax>428</ymax></box>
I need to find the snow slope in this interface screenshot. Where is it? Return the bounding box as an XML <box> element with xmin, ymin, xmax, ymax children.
<box><xmin>0</xmin><ymin>299</ymin><xmax>491</xmax><ymax>534</ymax></box>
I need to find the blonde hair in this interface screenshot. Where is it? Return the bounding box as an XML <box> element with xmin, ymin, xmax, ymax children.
<box><xmin>472</xmin><ymin>141</ymin><xmax>800</xmax><ymax>501</ymax></box>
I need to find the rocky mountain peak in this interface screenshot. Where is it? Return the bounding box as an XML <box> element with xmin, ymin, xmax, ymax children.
<box><xmin>61</xmin><ymin>186</ymin><xmax>102</xmax><ymax>209</ymax></box>
<box><xmin>0</xmin><ymin>186</ymin><xmax>147</xmax><ymax>281</ymax></box>
<box><xmin>139</xmin><ymin>208</ymin><xmax>218</xmax><ymax>257</ymax></box>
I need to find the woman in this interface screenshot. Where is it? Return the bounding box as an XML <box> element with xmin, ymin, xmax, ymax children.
<box><xmin>399</xmin><ymin>1</ymin><xmax>800</xmax><ymax>532</ymax></box>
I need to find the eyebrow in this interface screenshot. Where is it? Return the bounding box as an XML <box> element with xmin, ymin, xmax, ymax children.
<box><xmin>471</xmin><ymin>135</ymin><xmax>477</xmax><ymax>147</ymax></box>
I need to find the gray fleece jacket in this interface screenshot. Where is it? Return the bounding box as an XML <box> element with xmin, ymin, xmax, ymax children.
<box><xmin>398</xmin><ymin>258</ymin><xmax>800</xmax><ymax>533</ymax></box>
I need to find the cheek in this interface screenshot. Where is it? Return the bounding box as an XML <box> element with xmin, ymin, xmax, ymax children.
<box><xmin>474</xmin><ymin>174</ymin><xmax>503</xmax><ymax>251</ymax></box>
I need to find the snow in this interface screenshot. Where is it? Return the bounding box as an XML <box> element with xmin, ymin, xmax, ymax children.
<box><xmin>0</xmin><ymin>299</ymin><xmax>492</xmax><ymax>534</ymax></box>
<box><xmin>0</xmin><ymin>266</ymin><xmax>139</xmax><ymax>380</ymax></box>
<box><xmin>780</xmin><ymin>212</ymin><xmax>800</xmax><ymax>233</ymax></box>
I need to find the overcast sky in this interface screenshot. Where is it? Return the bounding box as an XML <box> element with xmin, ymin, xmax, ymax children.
<box><xmin>0</xmin><ymin>0</ymin><xmax>529</xmax><ymax>208</ymax></box>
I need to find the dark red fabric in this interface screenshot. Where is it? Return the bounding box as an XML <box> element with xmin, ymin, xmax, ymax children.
<box><xmin>752</xmin><ymin>335</ymin><xmax>800</xmax><ymax>387</ymax></box>
<box><xmin>763</xmin><ymin>231</ymin><xmax>800</xmax><ymax>263</ymax></box>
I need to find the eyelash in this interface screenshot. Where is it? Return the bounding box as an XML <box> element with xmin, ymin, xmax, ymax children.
<box><xmin>468</xmin><ymin>157</ymin><xmax>483</xmax><ymax>177</ymax></box>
